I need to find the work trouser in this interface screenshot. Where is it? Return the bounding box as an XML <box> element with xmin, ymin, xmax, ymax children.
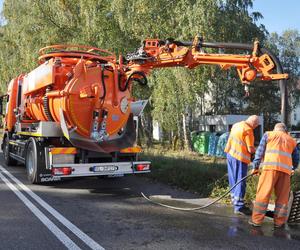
<box><xmin>252</xmin><ymin>170</ymin><xmax>290</xmax><ymax>226</ymax></box>
<box><xmin>226</xmin><ymin>153</ymin><xmax>248</xmax><ymax>211</ymax></box>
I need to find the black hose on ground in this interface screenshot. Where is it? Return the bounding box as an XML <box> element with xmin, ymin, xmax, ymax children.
<box><xmin>141</xmin><ymin>172</ymin><xmax>254</xmax><ymax>211</ymax></box>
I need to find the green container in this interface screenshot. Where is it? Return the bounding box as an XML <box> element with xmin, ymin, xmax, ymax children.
<box><xmin>216</xmin><ymin>132</ymin><xmax>229</xmax><ymax>157</ymax></box>
<box><xmin>191</xmin><ymin>131</ymin><xmax>199</xmax><ymax>144</ymax></box>
<box><xmin>192</xmin><ymin>132</ymin><xmax>210</xmax><ymax>154</ymax></box>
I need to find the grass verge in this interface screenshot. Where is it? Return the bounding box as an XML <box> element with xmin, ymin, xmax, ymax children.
<box><xmin>141</xmin><ymin>147</ymin><xmax>227</xmax><ymax>198</ymax></box>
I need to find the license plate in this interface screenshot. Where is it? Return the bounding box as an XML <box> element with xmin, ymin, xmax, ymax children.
<box><xmin>92</xmin><ymin>165</ymin><xmax>118</xmax><ymax>172</ymax></box>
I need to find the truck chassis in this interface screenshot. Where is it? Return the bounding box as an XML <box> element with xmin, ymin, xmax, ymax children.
<box><xmin>2</xmin><ymin>121</ymin><xmax>150</xmax><ymax>184</ymax></box>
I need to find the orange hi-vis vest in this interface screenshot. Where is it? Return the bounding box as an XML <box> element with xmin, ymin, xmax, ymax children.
<box><xmin>261</xmin><ymin>131</ymin><xmax>297</xmax><ymax>175</ymax></box>
<box><xmin>225</xmin><ymin>121</ymin><xmax>253</xmax><ymax>164</ymax></box>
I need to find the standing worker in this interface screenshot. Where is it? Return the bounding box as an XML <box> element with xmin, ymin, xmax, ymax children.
<box><xmin>224</xmin><ymin>115</ymin><xmax>259</xmax><ymax>215</ymax></box>
<box><xmin>248</xmin><ymin>123</ymin><xmax>299</xmax><ymax>228</ymax></box>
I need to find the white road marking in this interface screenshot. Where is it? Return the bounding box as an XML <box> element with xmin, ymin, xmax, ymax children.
<box><xmin>0</xmin><ymin>172</ymin><xmax>81</xmax><ymax>250</ymax></box>
<box><xmin>0</xmin><ymin>165</ymin><xmax>105</xmax><ymax>250</ymax></box>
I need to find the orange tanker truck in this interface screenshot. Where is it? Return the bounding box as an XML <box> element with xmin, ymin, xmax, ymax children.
<box><xmin>0</xmin><ymin>36</ymin><xmax>288</xmax><ymax>183</ymax></box>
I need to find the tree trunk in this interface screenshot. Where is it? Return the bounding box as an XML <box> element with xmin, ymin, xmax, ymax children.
<box><xmin>168</xmin><ymin>131</ymin><xmax>173</xmax><ymax>148</ymax></box>
<box><xmin>141</xmin><ymin>113</ymin><xmax>153</xmax><ymax>147</ymax></box>
<box><xmin>176</xmin><ymin>112</ymin><xmax>184</xmax><ymax>150</ymax></box>
<box><xmin>182</xmin><ymin>107</ymin><xmax>192</xmax><ymax>151</ymax></box>
<box><xmin>172</xmin><ymin>134</ymin><xmax>178</xmax><ymax>151</ymax></box>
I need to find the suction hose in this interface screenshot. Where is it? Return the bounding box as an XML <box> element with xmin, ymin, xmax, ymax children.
<box><xmin>141</xmin><ymin>172</ymin><xmax>254</xmax><ymax>211</ymax></box>
<box><xmin>259</xmin><ymin>47</ymin><xmax>287</xmax><ymax>124</ymax></box>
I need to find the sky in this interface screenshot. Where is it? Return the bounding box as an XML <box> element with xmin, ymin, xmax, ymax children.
<box><xmin>0</xmin><ymin>0</ymin><xmax>298</xmax><ymax>34</ymax></box>
<box><xmin>252</xmin><ymin>0</ymin><xmax>300</xmax><ymax>34</ymax></box>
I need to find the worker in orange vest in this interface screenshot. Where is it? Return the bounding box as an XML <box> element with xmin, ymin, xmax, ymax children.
<box><xmin>248</xmin><ymin>123</ymin><xmax>299</xmax><ymax>228</ymax></box>
<box><xmin>224</xmin><ymin>115</ymin><xmax>259</xmax><ymax>215</ymax></box>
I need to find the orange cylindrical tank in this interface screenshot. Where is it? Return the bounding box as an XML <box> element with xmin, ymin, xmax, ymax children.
<box><xmin>13</xmin><ymin>48</ymin><xmax>131</xmax><ymax>140</ymax></box>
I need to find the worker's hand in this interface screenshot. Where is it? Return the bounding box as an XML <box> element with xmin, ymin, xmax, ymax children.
<box><xmin>251</xmin><ymin>169</ymin><xmax>259</xmax><ymax>176</ymax></box>
<box><xmin>291</xmin><ymin>170</ymin><xmax>295</xmax><ymax>176</ymax></box>
<box><xmin>248</xmin><ymin>146</ymin><xmax>256</xmax><ymax>154</ymax></box>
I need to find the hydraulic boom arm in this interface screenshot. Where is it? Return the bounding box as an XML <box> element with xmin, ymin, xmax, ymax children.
<box><xmin>125</xmin><ymin>36</ymin><xmax>288</xmax><ymax>123</ymax></box>
<box><xmin>126</xmin><ymin>36</ymin><xmax>287</xmax><ymax>84</ymax></box>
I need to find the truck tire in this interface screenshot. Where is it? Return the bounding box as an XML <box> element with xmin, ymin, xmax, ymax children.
<box><xmin>3</xmin><ymin>136</ymin><xmax>17</xmax><ymax>166</ymax></box>
<box><xmin>25</xmin><ymin>138</ymin><xmax>45</xmax><ymax>184</ymax></box>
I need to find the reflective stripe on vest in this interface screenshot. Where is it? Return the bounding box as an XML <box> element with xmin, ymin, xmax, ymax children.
<box><xmin>228</xmin><ymin>148</ymin><xmax>251</xmax><ymax>162</ymax></box>
<box><xmin>229</xmin><ymin>136</ymin><xmax>247</xmax><ymax>147</ymax></box>
<box><xmin>265</xmin><ymin>149</ymin><xmax>291</xmax><ymax>158</ymax></box>
<box><xmin>261</xmin><ymin>162</ymin><xmax>292</xmax><ymax>172</ymax></box>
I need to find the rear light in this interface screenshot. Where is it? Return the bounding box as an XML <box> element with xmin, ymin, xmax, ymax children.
<box><xmin>51</xmin><ymin>167</ymin><xmax>73</xmax><ymax>176</ymax></box>
<box><xmin>134</xmin><ymin>164</ymin><xmax>150</xmax><ymax>171</ymax></box>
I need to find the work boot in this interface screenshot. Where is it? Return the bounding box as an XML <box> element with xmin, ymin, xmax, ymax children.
<box><xmin>234</xmin><ymin>206</ymin><xmax>252</xmax><ymax>216</ymax></box>
<box><xmin>248</xmin><ymin>219</ymin><xmax>262</xmax><ymax>227</ymax></box>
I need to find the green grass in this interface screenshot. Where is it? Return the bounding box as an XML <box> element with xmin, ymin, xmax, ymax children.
<box><xmin>141</xmin><ymin>147</ymin><xmax>300</xmax><ymax>204</ymax></box>
<box><xmin>209</xmin><ymin>171</ymin><xmax>259</xmax><ymax>205</ymax></box>
<box><xmin>141</xmin><ymin>147</ymin><xmax>228</xmax><ymax>198</ymax></box>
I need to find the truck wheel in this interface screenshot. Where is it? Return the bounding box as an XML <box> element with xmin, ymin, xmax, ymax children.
<box><xmin>25</xmin><ymin>138</ymin><xmax>45</xmax><ymax>184</ymax></box>
<box><xmin>3</xmin><ymin>136</ymin><xmax>17</xmax><ymax>166</ymax></box>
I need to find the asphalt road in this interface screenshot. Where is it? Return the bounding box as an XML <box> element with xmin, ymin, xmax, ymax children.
<box><xmin>0</xmin><ymin>154</ymin><xmax>300</xmax><ymax>250</ymax></box>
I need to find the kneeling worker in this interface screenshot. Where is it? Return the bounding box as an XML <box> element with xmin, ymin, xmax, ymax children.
<box><xmin>224</xmin><ymin>115</ymin><xmax>259</xmax><ymax>215</ymax></box>
<box><xmin>249</xmin><ymin>123</ymin><xmax>299</xmax><ymax>228</ymax></box>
